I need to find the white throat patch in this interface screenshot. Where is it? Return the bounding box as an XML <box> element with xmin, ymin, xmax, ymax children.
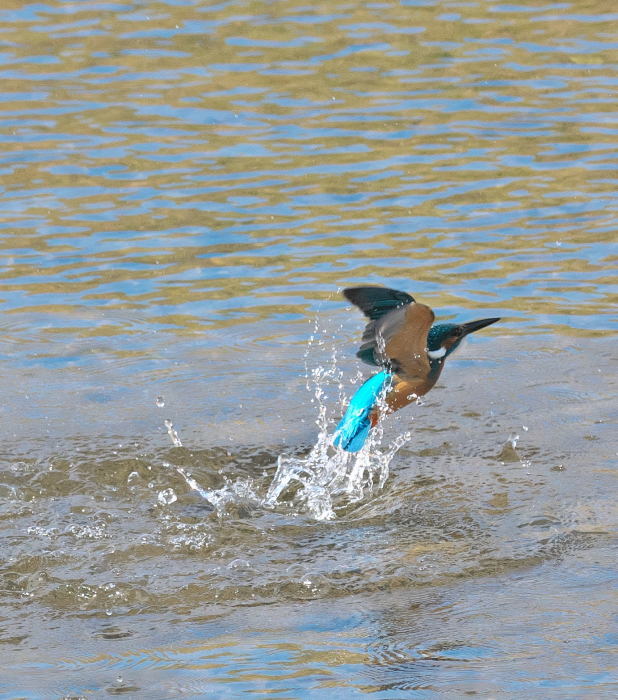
<box><xmin>427</xmin><ymin>346</ymin><xmax>447</xmax><ymax>360</ymax></box>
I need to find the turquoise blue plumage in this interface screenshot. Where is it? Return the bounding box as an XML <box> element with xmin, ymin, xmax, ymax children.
<box><xmin>333</xmin><ymin>371</ymin><xmax>392</xmax><ymax>452</ymax></box>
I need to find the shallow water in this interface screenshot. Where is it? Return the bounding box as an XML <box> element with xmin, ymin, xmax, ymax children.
<box><xmin>1</xmin><ymin>0</ymin><xmax>617</xmax><ymax>696</ymax></box>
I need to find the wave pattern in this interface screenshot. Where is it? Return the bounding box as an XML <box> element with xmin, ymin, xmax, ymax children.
<box><xmin>0</xmin><ymin>0</ymin><xmax>616</xmax><ymax>697</ymax></box>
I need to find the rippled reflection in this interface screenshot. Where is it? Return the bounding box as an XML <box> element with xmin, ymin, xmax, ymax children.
<box><xmin>1</xmin><ymin>0</ymin><xmax>616</xmax><ymax>696</ymax></box>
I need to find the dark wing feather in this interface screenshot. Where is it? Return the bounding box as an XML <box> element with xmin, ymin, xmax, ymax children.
<box><xmin>343</xmin><ymin>286</ymin><xmax>415</xmax><ymax>320</ymax></box>
<box><xmin>355</xmin><ymin>301</ymin><xmax>434</xmax><ymax>380</ymax></box>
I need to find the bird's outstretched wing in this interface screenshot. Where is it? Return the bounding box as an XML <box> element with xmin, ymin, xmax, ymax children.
<box><xmin>343</xmin><ymin>286</ymin><xmax>414</xmax><ymax>320</ymax></box>
<box><xmin>382</xmin><ymin>302</ymin><xmax>434</xmax><ymax>382</ymax></box>
<box><xmin>343</xmin><ymin>286</ymin><xmax>434</xmax><ymax>382</ymax></box>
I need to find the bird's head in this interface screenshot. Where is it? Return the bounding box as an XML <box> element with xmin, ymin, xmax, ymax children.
<box><xmin>427</xmin><ymin>317</ymin><xmax>500</xmax><ymax>362</ymax></box>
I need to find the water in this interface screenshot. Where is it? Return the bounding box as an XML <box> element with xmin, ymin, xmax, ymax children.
<box><xmin>1</xmin><ymin>0</ymin><xmax>617</xmax><ymax>696</ymax></box>
<box><xmin>262</xmin><ymin>321</ymin><xmax>408</xmax><ymax>520</ymax></box>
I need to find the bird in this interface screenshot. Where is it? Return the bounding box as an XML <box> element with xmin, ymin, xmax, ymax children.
<box><xmin>333</xmin><ymin>286</ymin><xmax>500</xmax><ymax>452</ymax></box>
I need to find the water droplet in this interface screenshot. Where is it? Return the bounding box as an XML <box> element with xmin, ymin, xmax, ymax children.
<box><xmin>156</xmin><ymin>396</ymin><xmax>165</xmax><ymax>408</ymax></box>
<box><xmin>164</xmin><ymin>419</ymin><xmax>183</xmax><ymax>447</ymax></box>
<box><xmin>228</xmin><ymin>558</ymin><xmax>251</xmax><ymax>571</ymax></box>
<box><xmin>158</xmin><ymin>488</ymin><xmax>177</xmax><ymax>506</ymax></box>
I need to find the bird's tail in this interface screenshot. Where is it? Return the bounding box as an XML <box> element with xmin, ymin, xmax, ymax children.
<box><xmin>333</xmin><ymin>371</ymin><xmax>392</xmax><ymax>452</ymax></box>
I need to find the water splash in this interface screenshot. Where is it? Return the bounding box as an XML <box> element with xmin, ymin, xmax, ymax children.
<box><xmin>264</xmin><ymin>429</ymin><xmax>410</xmax><ymax>520</ymax></box>
<box><xmin>157</xmin><ymin>487</ymin><xmax>177</xmax><ymax>506</ymax></box>
<box><xmin>164</xmin><ymin>419</ymin><xmax>182</xmax><ymax>447</ymax></box>
<box><xmin>173</xmin><ymin>465</ymin><xmax>212</xmax><ymax>501</ymax></box>
<box><xmin>161</xmin><ymin>419</ymin><xmax>261</xmax><ymax>515</ymax></box>
<box><xmin>175</xmin><ymin>466</ymin><xmax>260</xmax><ymax>515</ymax></box>
<box><xmin>264</xmin><ymin>312</ymin><xmax>411</xmax><ymax>520</ymax></box>
<box><xmin>498</xmin><ymin>431</ymin><xmax>534</xmax><ymax>474</ymax></box>
<box><xmin>163</xmin><ymin>310</ymin><xmax>411</xmax><ymax>520</ymax></box>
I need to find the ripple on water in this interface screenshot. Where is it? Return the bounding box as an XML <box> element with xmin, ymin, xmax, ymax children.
<box><xmin>0</xmin><ymin>0</ymin><xmax>616</xmax><ymax>695</ymax></box>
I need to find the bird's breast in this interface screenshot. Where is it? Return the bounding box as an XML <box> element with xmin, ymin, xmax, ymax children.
<box><xmin>371</xmin><ymin>370</ymin><xmax>441</xmax><ymax>421</ymax></box>
<box><xmin>386</xmin><ymin>379</ymin><xmax>429</xmax><ymax>412</ymax></box>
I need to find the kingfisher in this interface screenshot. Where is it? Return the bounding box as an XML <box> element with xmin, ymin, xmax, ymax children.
<box><xmin>333</xmin><ymin>286</ymin><xmax>500</xmax><ymax>452</ymax></box>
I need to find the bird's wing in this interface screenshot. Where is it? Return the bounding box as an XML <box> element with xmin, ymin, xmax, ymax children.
<box><xmin>353</xmin><ymin>294</ymin><xmax>434</xmax><ymax>381</ymax></box>
<box><xmin>343</xmin><ymin>286</ymin><xmax>415</xmax><ymax>320</ymax></box>
<box><xmin>383</xmin><ymin>302</ymin><xmax>434</xmax><ymax>382</ymax></box>
<box><xmin>344</xmin><ymin>286</ymin><xmax>417</xmax><ymax>366</ymax></box>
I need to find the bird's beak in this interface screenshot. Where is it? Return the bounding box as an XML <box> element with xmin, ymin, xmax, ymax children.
<box><xmin>461</xmin><ymin>317</ymin><xmax>501</xmax><ymax>336</ymax></box>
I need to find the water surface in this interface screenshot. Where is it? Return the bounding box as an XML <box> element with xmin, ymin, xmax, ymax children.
<box><xmin>0</xmin><ymin>0</ymin><xmax>616</xmax><ymax>696</ymax></box>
